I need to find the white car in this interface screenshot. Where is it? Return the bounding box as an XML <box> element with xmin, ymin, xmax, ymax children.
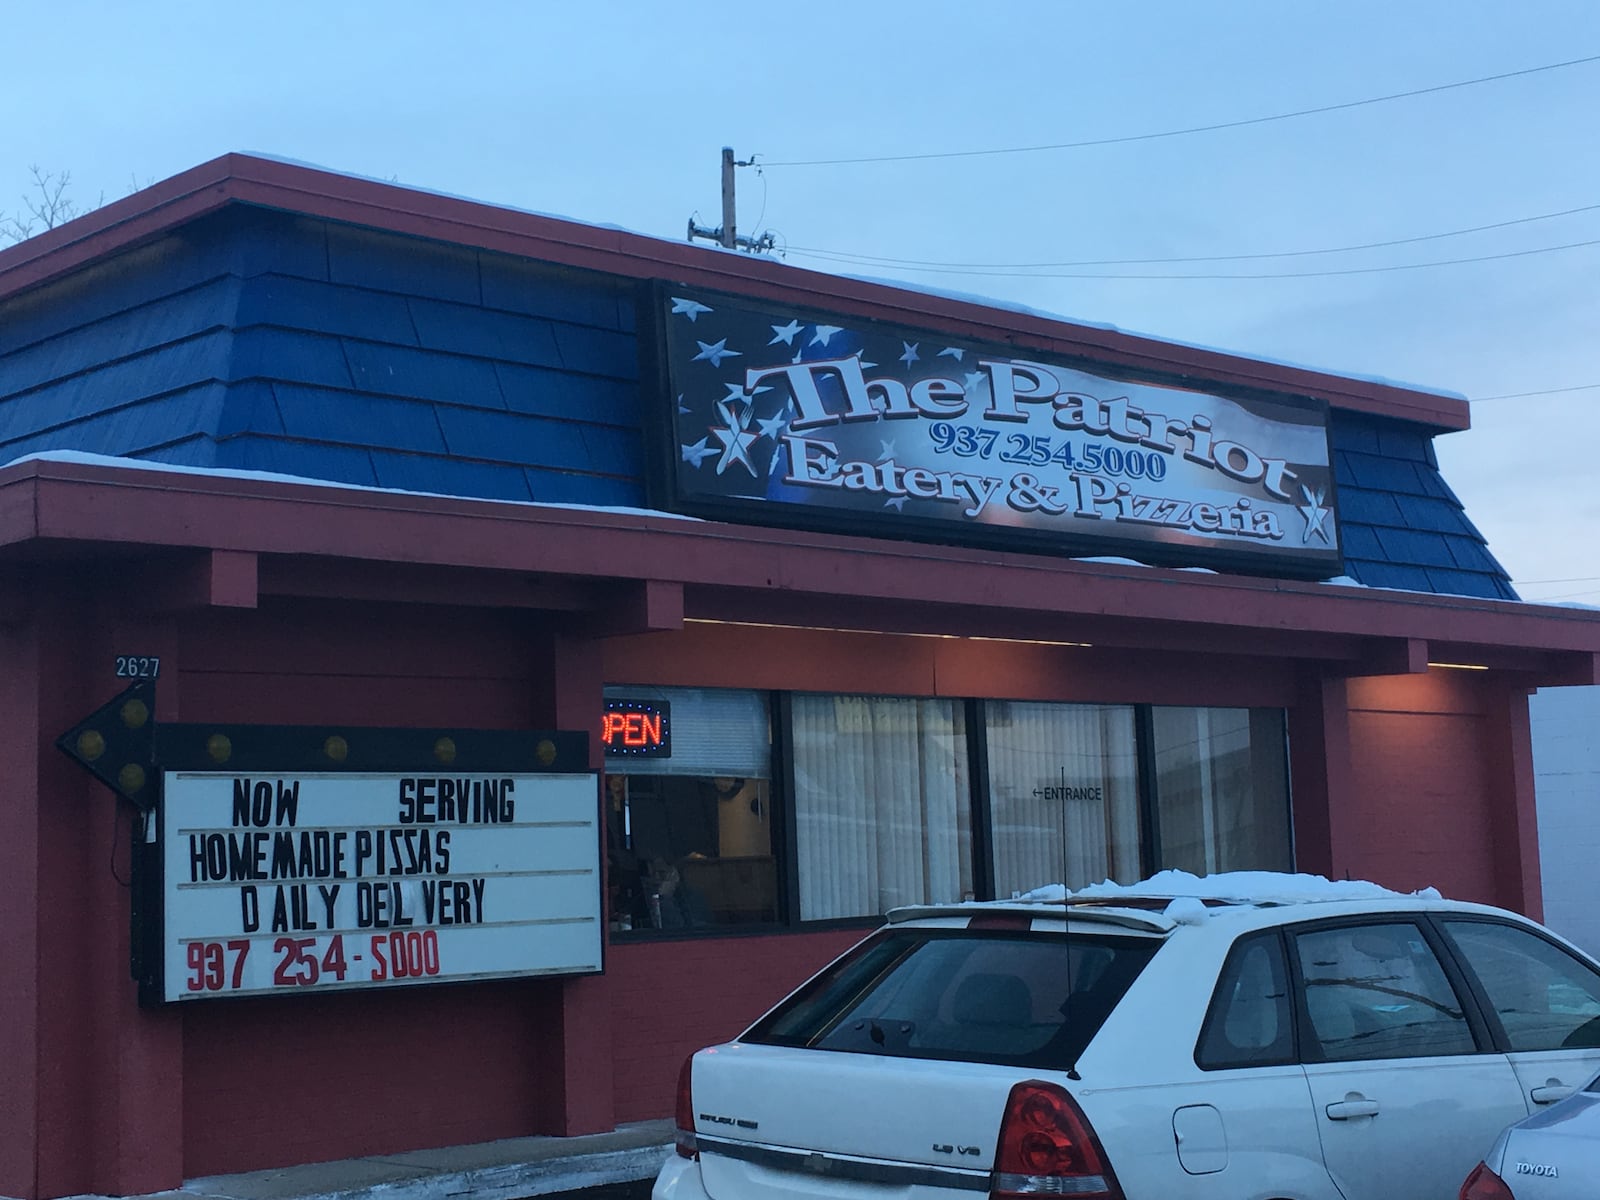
<box><xmin>653</xmin><ymin>872</ymin><xmax>1600</xmax><ymax>1200</ymax></box>
<box><xmin>1459</xmin><ymin>1067</ymin><xmax>1600</xmax><ymax>1198</ymax></box>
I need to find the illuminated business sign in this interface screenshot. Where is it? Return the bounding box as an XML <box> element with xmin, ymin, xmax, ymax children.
<box><xmin>601</xmin><ymin>698</ymin><xmax>671</xmax><ymax>758</ymax></box>
<box><xmin>646</xmin><ymin>285</ymin><xmax>1342</xmax><ymax>578</ymax></box>
<box><xmin>149</xmin><ymin>726</ymin><xmax>600</xmax><ymax>1003</ymax></box>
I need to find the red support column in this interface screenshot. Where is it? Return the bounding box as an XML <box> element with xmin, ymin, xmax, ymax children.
<box><xmin>1483</xmin><ymin>683</ymin><xmax>1544</xmax><ymax>919</ymax></box>
<box><xmin>0</xmin><ymin>594</ymin><xmax>42</xmax><ymax>1199</ymax></box>
<box><xmin>531</xmin><ymin>632</ymin><xmax>615</xmax><ymax>1136</ymax></box>
<box><xmin>86</xmin><ymin>601</ymin><xmax>185</xmax><ymax>1195</ymax></box>
<box><xmin>30</xmin><ymin>592</ymin><xmax>186</xmax><ymax>1198</ymax></box>
<box><xmin>1289</xmin><ymin>670</ymin><xmax>1358</xmax><ymax>880</ymax></box>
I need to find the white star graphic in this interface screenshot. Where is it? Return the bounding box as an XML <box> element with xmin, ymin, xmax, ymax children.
<box><xmin>964</xmin><ymin>372</ymin><xmax>986</xmax><ymax>392</ymax></box>
<box><xmin>680</xmin><ymin>438</ymin><xmax>716</xmax><ymax>468</ymax></box>
<box><xmin>938</xmin><ymin>347</ymin><xmax>965</xmax><ymax>361</ymax></box>
<box><xmin>899</xmin><ymin>342</ymin><xmax>920</xmax><ymax>368</ymax></box>
<box><xmin>810</xmin><ymin>325</ymin><xmax>843</xmax><ymax>347</ymax></box>
<box><xmin>677</xmin><ymin>393</ymin><xmax>691</xmax><ymax>414</ymax></box>
<box><xmin>723</xmin><ymin>381</ymin><xmax>769</xmax><ymax>405</ymax></box>
<box><xmin>769</xmin><ymin>444</ymin><xmax>784</xmax><ymax>474</ymax></box>
<box><xmin>769</xmin><ymin>319</ymin><xmax>805</xmax><ymax>346</ymax></box>
<box><xmin>757</xmin><ymin>412</ymin><xmax>789</xmax><ymax>440</ymax></box>
<box><xmin>693</xmin><ymin>338</ymin><xmax>742</xmax><ymax>368</ymax></box>
<box><xmin>670</xmin><ymin>297</ymin><xmax>713</xmax><ymax>322</ymax></box>
<box><xmin>858</xmin><ymin>359</ymin><xmax>878</xmax><ymax>371</ymax></box>
<box><xmin>1298</xmin><ymin>485</ymin><xmax>1332</xmax><ymax>544</ymax></box>
<box><xmin>884</xmin><ymin>495</ymin><xmax>908</xmax><ymax>512</ymax></box>
<box><xmin>879</xmin><ymin>438</ymin><xmax>897</xmax><ymax>458</ymax></box>
<box><xmin>712</xmin><ymin>418</ymin><xmax>760</xmax><ymax>476</ymax></box>
<box><xmin>792</xmin><ymin>347</ymin><xmax>804</xmax><ymax>364</ymax></box>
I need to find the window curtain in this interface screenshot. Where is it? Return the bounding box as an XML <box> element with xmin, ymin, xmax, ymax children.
<box><xmin>1153</xmin><ymin>707</ymin><xmax>1290</xmax><ymax>875</ymax></box>
<box><xmin>986</xmin><ymin>701</ymin><xmax>1140</xmax><ymax>896</ymax></box>
<box><xmin>792</xmin><ymin>694</ymin><xmax>972</xmax><ymax>920</ymax></box>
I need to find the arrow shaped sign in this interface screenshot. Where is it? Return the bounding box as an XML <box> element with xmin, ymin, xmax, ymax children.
<box><xmin>56</xmin><ymin>680</ymin><xmax>158</xmax><ymax>810</ymax></box>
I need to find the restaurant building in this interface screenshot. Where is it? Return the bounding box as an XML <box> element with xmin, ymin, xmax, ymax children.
<box><xmin>2</xmin><ymin>154</ymin><xmax>1598</xmax><ymax>1199</ymax></box>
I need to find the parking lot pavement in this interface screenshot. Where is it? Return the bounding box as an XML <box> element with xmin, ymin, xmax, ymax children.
<box><xmin>159</xmin><ymin>1122</ymin><xmax>672</xmax><ymax>1200</ymax></box>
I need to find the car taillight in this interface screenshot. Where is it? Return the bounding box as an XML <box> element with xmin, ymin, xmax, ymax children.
<box><xmin>1459</xmin><ymin>1162</ymin><xmax>1516</xmax><ymax>1200</ymax></box>
<box><xmin>991</xmin><ymin>1080</ymin><xmax>1123</xmax><ymax>1199</ymax></box>
<box><xmin>674</xmin><ymin>1054</ymin><xmax>697</xmax><ymax>1159</ymax></box>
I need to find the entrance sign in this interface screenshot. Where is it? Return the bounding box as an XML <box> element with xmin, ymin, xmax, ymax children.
<box><xmin>647</xmin><ymin>285</ymin><xmax>1342</xmax><ymax>578</ymax></box>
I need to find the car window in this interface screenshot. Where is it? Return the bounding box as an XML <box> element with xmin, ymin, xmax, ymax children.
<box><xmin>1197</xmin><ymin>932</ymin><xmax>1294</xmax><ymax>1070</ymax></box>
<box><xmin>1442</xmin><ymin>920</ymin><xmax>1600</xmax><ymax>1052</ymax></box>
<box><xmin>743</xmin><ymin>928</ymin><xmax>1159</xmax><ymax>1071</ymax></box>
<box><xmin>1292</xmin><ymin>922</ymin><xmax>1476</xmax><ymax>1061</ymax></box>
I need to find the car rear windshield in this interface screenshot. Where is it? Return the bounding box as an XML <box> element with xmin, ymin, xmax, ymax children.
<box><xmin>743</xmin><ymin>927</ymin><xmax>1160</xmax><ymax>1071</ymax></box>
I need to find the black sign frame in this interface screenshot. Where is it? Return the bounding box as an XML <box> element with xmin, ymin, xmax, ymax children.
<box><xmin>639</xmin><ymin>280</ymin><xmax>1344</xmax><ymax>580</ymax></box>
<box><xmin>133</xmin><ymin>724</ymin><xmax>599</xmax><ymax>1007</ymax></box>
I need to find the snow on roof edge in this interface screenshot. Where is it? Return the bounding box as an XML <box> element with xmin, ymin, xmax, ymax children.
<box><xmin>1022</xmin><ymin>869</ymin><xmax>1443</xmax><ymax>905</ymax></box>
<box><xmin>0</xmin><ymin>450</ymin><xmax>703</xmax><ymax>522</ymax></box>
<box><xmin>15</xmin><ymin>453</ymin><xmax>1592</xmax><ymax>610</ymax></box>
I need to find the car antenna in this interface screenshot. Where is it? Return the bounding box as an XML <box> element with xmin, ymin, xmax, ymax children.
<box><xmin>1059</xmin><ymin>765</ymin><xmax>1081</xmax><ymax>1081</ymax></box>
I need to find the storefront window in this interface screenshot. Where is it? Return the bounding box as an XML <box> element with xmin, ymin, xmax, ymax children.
<box><xmin>603</xmin><ymin>686</ymin><xmax>776</xmax><ymax>932</ymax></box>
<box><xmin>1152</xmin><ymin>706</ymin><xmax>1291</xmax><ymax>875</ymax></box>
<box><xmin>602</xmin><ymin>688</ymin><xmax>1292</xmax><ymax>936</ymax></box>
<box><xmin>791</xmin><ymin>694</ymin><xmax>973</xmax><ymax>920</ymax></box>
<box><xmin>985</xmin><ymin>701</ymin><xmax>1142</xmax><ymax>896</ymax></box>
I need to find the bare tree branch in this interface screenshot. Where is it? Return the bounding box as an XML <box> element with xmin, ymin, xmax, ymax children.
<box><xmin>1</xmin><ymin>166</ymin><xmax>95</xmax><ymax>244</ymax></box>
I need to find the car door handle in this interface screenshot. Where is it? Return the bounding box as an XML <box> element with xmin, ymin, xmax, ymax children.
<box><xmin>1325</xmin><ymin>1099</ymin><xmax>1380</xmax><ymax>1120</ymax></box>
<box><xmin>1531</xmin><ymin>1085</ymin><xmax>1574</xmax><ymax>1104</ymax></box>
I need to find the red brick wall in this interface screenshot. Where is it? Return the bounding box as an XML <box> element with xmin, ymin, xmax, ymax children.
<box><xmin>0</xmin><ymin>615</ymin><xmax>40</xmax><ymax>1198</ymax></box>
<box><xmin>181</xmin><ymin>980</ymin><xmax>559</xmax><ymax>1176</ymax></box>
<box><xmin>1344</xmin><ymin>673</ymin><xmax>1501</xmax><ymax>904</ymax></box>
<box><xmin>606</xmin><ymin>929</ymin><xmax>866</xmax><ymax>1125</ymax></box>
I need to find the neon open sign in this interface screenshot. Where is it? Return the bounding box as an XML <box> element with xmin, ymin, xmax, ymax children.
<box><xmin>601</xmin><ymin>699</ymin><xmax>671</xmax><ymax>758</ymax></box>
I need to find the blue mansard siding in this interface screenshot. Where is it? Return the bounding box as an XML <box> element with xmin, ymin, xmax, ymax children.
<box><xmin>1330</xmin><ymin>410</ymin><xmax>1516</xmax><ymax>600</ymax></box>
<box><xmin>0</xmin><ymin>207</ymin><xmax>644</xmax><ymax>506</ymax></box>
<box><xmin>0</xmin><ymin>204</ymin><xmax>1515</xmax><ymax>599</ymax></box>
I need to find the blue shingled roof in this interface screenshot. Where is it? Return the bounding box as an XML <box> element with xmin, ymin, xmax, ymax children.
<box><xmin>0</xmin><ymin>204</ymin><xmax>1518</xmax><ymax>601</ymax></box>
<box><xmin>0</xmin><ymin>207</ymin><xmax>645</xmax><ymax>510</ymax></box>
<box><xmin>1330</xmin><ymin>410</ymin><xmax>1517</xmax><ymax>600</ymax></box>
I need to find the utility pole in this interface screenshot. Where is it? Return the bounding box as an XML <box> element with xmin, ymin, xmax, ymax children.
<box><xmin>688</xmin><ymin>146</ymin><xmax>775</xmax><ymax>254</ymax></box>
<box><xmin>719</xmin><ymin>146</ymin><xmax>737</xmax><ymax>249</ymax></box>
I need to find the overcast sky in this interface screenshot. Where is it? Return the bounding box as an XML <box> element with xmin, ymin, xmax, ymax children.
<box><xmin>4</xmin><ymin>1</ymin><xmax>1596</xmax><ymax>601</ymax></box>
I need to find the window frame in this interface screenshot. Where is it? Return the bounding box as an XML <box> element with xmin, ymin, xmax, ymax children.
<box><xmin>1195</xmin><ymin>929</ymin><xmax>1299</xmax><ymax>1072</ymax></box>
<box><xmin>741</xmin><ymin>926</ymin><xmax>1162</xmax><ymax>1071</ymax></box>
<box><xmin>1282</xmin><ymin>914</ymin><xmax>1497</xmax><ymax>1064</ymax></box>
<box><xmin>604</xmin><ymin>683</ymin><xmax>1296</xmax><ymax>940</ymax></box>
<box><xmin>1431</xmin><ymin>914</ymin><xmax>1600</xmax><ymax>1054</ymax></box>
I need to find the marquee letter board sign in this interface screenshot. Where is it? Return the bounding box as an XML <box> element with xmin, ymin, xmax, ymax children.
<box><xmin>645</xmin><ymin>284</ymin><xmax>1342</xmax><ymax>578</ymax></box>
<box><xmin>144</xmin><ymin>725</ymin><xmax>600</xmax><ymax>1004</ymax></box>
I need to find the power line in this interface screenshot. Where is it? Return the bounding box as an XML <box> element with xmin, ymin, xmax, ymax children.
<box><xmin>783</xmin><ymin>201</ymin><xmax>1600</xmax><ymax>270</ymax></box>
<box><xmin>1519</xmin><ymin>586</ymin><xmax>1600</xmax><ymax>603</ymax></box>
<box><xmin>1472</xmin><ymin>382</ymin><xmax>1600</xmax><ymax>401</ymax></box>
<box><xmin>764</xmin><ymin>53</ymin><xmax>1600</xmax><ymax>167</ymax></box>
<box><xmin>1518</xmin><ymin>574</ymin><xmax>1600</xmax><ymax>586</ymax></box>
<box><xmin>785</xmin><ymin>235</ymin><xmax>1600</xmax><ymax>280</ymax></box>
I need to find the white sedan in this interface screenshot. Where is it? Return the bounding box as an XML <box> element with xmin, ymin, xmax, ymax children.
<box><xmin>1460</xmin><ymin>1069</ymin><xmax>1600</xmax><ymax>1198</ymax></box>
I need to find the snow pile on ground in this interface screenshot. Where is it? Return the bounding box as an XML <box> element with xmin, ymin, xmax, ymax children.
<box><xmin>1015</xmin><ymin>869</ymin><xmax>1443</xmax><ymax>907</ymax></box>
